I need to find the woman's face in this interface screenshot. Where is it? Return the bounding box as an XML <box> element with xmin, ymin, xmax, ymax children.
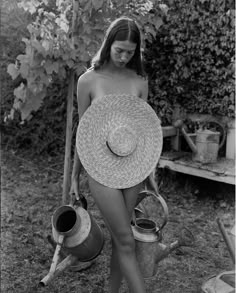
<box><xmin>110</xmin><ymin>40</ymin><xmax>137</xmax><ymax>68</ymax></box>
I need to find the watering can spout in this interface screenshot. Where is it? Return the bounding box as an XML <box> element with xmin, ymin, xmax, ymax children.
<box><xmin>155</xmin><ymin>227</ymin><xmax>195</xmax><ymax>265</ymax></box>
<box><xmin>154</xmin><ymin>241</ymin><xmax>179</xmax><ymax>264</ymax></box>
<box><xmin>39</xmin><ymin>254</ymin><xmax>78</xmax><ymax>286</ymax></box>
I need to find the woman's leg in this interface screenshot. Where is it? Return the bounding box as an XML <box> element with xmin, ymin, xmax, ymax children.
<box><xmin>123</xmin><ymin>182</ymin><xmax>143</xmax><ymax>219</ymax></box>
<box><xmin>88</xmin><ymin>175</ymin><xmax>145</xmax><ymax>293</ymax></box>
<box><xmin>110</xmin><ymin>238</ymin><xmax>122</xmax><ymax>292</ymax></box>
<box><xmin>109</xmin><ymin>182</ymin><xmax>143</xmax><ymax>291</ymax></box>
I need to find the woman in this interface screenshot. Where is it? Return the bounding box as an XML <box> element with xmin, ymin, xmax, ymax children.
<box><xmin>71</xmin><ymin>17</ymin><xmax>161</xmax><ymax>293</ymax></box>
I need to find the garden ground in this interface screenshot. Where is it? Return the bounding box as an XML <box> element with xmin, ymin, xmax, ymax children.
<box><xmin>1</xmin><ymin>149</ymin><xmax>235</xmax><ymax>293</ymax></box>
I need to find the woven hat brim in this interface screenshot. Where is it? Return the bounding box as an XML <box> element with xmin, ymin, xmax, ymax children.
<box><xmin>76</xmin><ymin>94</ymin><xmax>163</xmax><ymax>189</ymax></box>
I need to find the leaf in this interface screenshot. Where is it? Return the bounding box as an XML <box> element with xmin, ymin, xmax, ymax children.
<box><xmin>66</xmin><ymin>59</ymin><xmax>74</xmax><ymax>68</ymax></box>
<box><xmin>44</xmin><ymin>60</ymin><xmax>59</xmax><ymax>74</ymax></box>
<box><xmin>27</xmin><ymin>24</ymin><xmax>41</xmax><ymax>37</ymax></box>
<box><xmin>13</xmin><ymin>83</ymin><xmax>46</xmax><ymax>121</ymax></box>
<box><xmin>42</xmin><ymin>40</ymin><xmax>51</xmax><ymax>51</ymax></box>
<box><xmin>7</xmin><ymin>64</ymin><xmax>20</xmax><ymax>80</ymax></box>
<box><xmin>31</xmin><ymin>40</ymin><xmax>46</xmax><ymax>56</ymax></box>
<box><xmin>80</xmin><ymin>51</ymin><xmax>91</xmax><ymax>62</ymax></box>
<box><xmin>75</xmin><ymin>63</ymin><xmax>86</xmax><ymax>76</ymax></box>
<box><xmin>17</xmin><ymin>54</ymin><xmax>28</xmax><ymax>62</ymax></box>
<box><xmin>18</xmin><ymin>0</ymin><xmax>38</xmax><ymax>14</ymax></box>
<box><xmin>19</xmin><ymin>63</ymin><xmax>30</xmax><ymax>78</ymax></box>
<box><xmin>8</xmin><ymin>109</ymin><xmax>15</xmax><ymax>121</ymax></box>
<box><xmin>92</xmin><ymin>0</ymin><xmax>103</xmax><ymax>10</ymax></box>
<box><xmin>20</xmin><ymin>89</ymin><xmax>46</xmax><ymax>121</ymax></box>
<box><xmin>159</xmin><ymin>4</ymin><xmax>169</xmax><ymax>15</ymax></box>
<box><xmin>14</xmin><ymin>83</ymin><xmax>28</xmax><ymax>105</ymax></box>
<box><xmin>230</xmin><ymin>92</ymin><xmax>235</xmax><ymax>102</ymax></box>
<box><xmin>144</xmin><ymin>26</ymin><xmax>156</xmax><ymax>37</ymax></box>
<box><xmin>55</xmin><ymin>17</ymin><xmax>69</xmax><ymax>33</ymax></box>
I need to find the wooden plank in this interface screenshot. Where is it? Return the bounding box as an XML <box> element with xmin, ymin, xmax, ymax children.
<box><xmin>160</xmin><ymin>151</ymin><xmax>188</xmax><ymax>161</ymax></box>
<box><xmin>158</xmin><ymin>157</ymin><xmax>235</xmax><ymax>185</ymax></box>
<box><xmin>173</xmin><ymin>155</ymin><xmax>235</xmax><ymax>175</ymax></box>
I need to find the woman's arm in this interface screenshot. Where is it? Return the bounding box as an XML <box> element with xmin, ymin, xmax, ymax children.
<box><xmin>141</xmin><ymin>78</ymin><xmax>148</xmax><ymax>101</ymax></box>
<box><xmin>70</xmin><ymin>72</ymin><xmax>92</xmax><ymax>201</ymax></box>
<box><xmin>140</xmin><ymin>77</ymin><xmax>159</xmax><ymax>192</ymax></box>
<box><xmin>138</xmin><ymin>76</ymin><xmax>148</xmax><ymax>101</ymax></box>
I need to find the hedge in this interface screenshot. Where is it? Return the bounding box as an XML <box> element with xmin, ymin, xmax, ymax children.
<box><xmin>144</xmin><ymin>0</ymin><xmax>235</xmax><ymax>125</ymax></box>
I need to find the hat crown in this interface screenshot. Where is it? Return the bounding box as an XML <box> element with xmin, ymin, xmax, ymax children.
<box><xmin>107</xmin><ymin>126</ymin><xmax>137</xmax><ymax>157</ymax></box>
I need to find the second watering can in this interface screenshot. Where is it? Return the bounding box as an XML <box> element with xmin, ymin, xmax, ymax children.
<box><xmin>173</xmin><ymin>119</ymin><xmax>222</xmax><ymax>164</ymax></box>
<box><xmin>132</xmin><ymin>190</ymin><xmax>194</xmax><ymax>279</ymax></box>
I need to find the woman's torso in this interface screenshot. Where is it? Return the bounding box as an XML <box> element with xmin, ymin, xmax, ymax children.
<box><xmin>83</xmin><ymin>68</ymin><xmax>147</xmax><ymax>104</ymax></box>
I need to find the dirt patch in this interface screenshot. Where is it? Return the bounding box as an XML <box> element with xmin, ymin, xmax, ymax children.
<box><xmin>1</xmin><ymin>150</ymin><xmax>235</xmax><ymax>293</ymax></box>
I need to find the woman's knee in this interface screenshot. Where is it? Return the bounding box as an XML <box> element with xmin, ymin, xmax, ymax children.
<box><xmin>114</xmin><ymin>231</ymin><xmax>136</xmax><ymax>254</ymax></box>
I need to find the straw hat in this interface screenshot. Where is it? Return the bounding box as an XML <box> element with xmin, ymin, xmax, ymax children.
<box><xmin>76</xmin><ymin>94</ymin><xmax>163</xmax><ymax>189</ymax></box>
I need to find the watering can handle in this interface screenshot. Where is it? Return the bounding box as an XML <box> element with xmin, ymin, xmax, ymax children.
<box><xmin>138</xmin><ymin>190</ymin><xmax>169</xmax><ymax>231</ymax></box>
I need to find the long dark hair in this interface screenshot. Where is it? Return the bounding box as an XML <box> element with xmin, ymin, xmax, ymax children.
<box><xmin>91</xmin><ymin>17</ymin><xmax>145</xmax><ymax>77</ymax></box>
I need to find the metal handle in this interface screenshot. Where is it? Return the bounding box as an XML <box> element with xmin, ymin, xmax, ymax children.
<box><xmin>201</xmin><ymin>120</ymin><xmax>226</xmax><ymax>149</ymax></box>
<box><xmin>72</xmin><ymin>193</ymin><xmax>88</xmax><ymax>210</ymax></box>
<box><xmin>138</xmin><ymin>189</ymin><xmax>169</xmax><ymax>231</ymax></box>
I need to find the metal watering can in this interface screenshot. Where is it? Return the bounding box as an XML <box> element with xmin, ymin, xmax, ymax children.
<box><xmin>133</xmin><ymin>190</ymin><xmax>195</xmax><ymax>279</ymax></box>
<box><xmin>173</xmin><ymin>119</ymin><xmax>222</xmax><ymax>164</ymax></box>
<box><xmin>39</xmin><ymin>201</ymin><xmax>104</xmax><ymax>286</ymax></box>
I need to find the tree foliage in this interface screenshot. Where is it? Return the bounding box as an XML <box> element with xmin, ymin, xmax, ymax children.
<box><xmin>2</xmin><ymin>0</ymin><xmax>165</xmax><ymax>153</ymax></box>
<box><xmin>6</xmin><ymin>0</ymin><xmax>164</xmax><ymax>121</ymax></box>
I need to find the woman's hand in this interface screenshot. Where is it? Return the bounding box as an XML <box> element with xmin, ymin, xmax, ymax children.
<box><xmin>70</xmin><ymin>175</ymin><xmax>88</xmax><ymax>210</ymax></box>
<box><xmin>70</xmin><ymin>176</ymin><xmax>80</xmax><ymax>204</ymax></box>
<box><xmin>70</xmin><ymin>148</ymin><xmax>82</xmax><ymax>204</ymax></box>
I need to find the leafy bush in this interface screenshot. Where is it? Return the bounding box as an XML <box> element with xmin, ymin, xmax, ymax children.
<box><xmin>144</xmin><ymin>0</ymin><xmax>235</xmax><ymax>125</ymax></box>
<box><xmin>2</xmin><ymin>0</ymin><xmax>164</xmax><ymax>154</ymax></box>
<box><xmin>2</xmin><ymin>79</ymin><xmax>70</xmax><ymax>155</ymax></box>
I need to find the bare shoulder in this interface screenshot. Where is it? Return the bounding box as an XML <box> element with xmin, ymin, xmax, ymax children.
<box><xmin>136</xmin><ymin>74</ymin><xmax>148</xmax><ymax>86</ymax></box>
<box><xmin>76</xmin><ymin>69</ymin><xmax>97</xmax><ymax>117</ymax></box>
<box><xmin>77</xmin><ymin>69</ymin><xmax>96</xmax><ymax>87</ymax></box>
<box><xmin>128</xmin><ymin>70</ymin><xmax>148</xmax><ymax>85</ymax></box>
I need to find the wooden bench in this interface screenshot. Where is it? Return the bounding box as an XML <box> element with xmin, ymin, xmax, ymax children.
<box><xmin>158</xmin><ymin>112</ymin><xmax>235</xmax><ymax>185</ymax></box>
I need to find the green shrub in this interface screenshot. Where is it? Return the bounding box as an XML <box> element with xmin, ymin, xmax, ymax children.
<box><xmin>2</xmin><ymin>79</ymin><xmax>71</xmax><ymax>155</ymax></box>
<box><xmin>144</xmin><ymin>0</ymin><xmax>235</xmax><ymax>125</ymax></box>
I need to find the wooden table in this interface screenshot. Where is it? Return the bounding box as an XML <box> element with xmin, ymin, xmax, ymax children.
<box><xmin>158</xmin><ymin>151</ymin><xmax>235</xmax><ymax>185</ymax></box>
